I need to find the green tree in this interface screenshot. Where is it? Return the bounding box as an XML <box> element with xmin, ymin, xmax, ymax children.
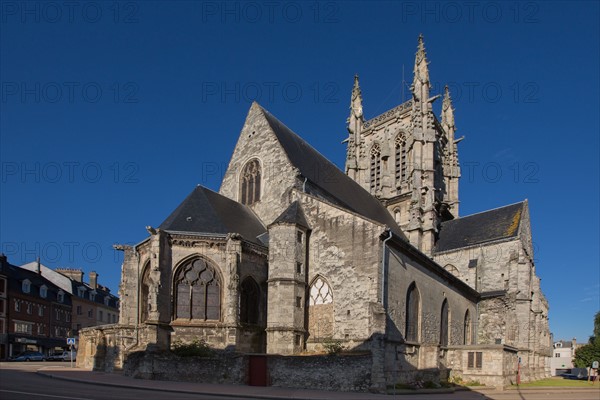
<box><xmin>573</xmin><ymin>311</ymin><xmax>600</xmax><ymax>368</ymax></box>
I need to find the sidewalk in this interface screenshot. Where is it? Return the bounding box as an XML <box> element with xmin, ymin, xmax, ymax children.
<box><xmin>36</xmin><ymin>366</ymin><xmax>600</xmax><ymax>399</ymax></box>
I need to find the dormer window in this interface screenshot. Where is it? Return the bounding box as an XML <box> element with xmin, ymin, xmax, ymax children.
<box><xmin>104</xmin><ymin>297</ymin><xmax>110</xmax><ymax>306</ymax></box>
<box><xmin>57</xmin><ymin>290</ymin><xmax>65</xmax><ymax>303</ymax></box>
<box><xmin>89</xmin><ymin>291</ymin><xmax>96</xmax><ymax>301</ymax></box>
<box><xmin>22</xmin><ymin>279</ymin><xmax>31</xmax><ymax>294</ymax></box>
<box><xmin>40</xmin><ymin>285</ymin><xmax>48</xmax><ymax>298</ymax></box>
<box><xmin>240</xmin><ymin>159</ymin><xmax>261</xmax><ymax>205</ymax></box>
<box><xmin>77</xmin><ymin>287</ymin><xmax>86</xmax><ymax>297</ymax></box>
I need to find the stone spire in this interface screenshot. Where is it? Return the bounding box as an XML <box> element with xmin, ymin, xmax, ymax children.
<box><xmin>411</xmin><ymin>34</ymin><xmax>430</xmax><ymax>103</ymax></box>
<box><xmin>345</xmin><ymin>74</ymin><xmax>364</xmax><ymax>178</ymax></box>
<box><xmin>441</xmin><ymin>85</ymin><xmax>460</xmax><ymax>217</ymax></box>
<box><xmin>441</xmin><ymin>85</ymin><xmax>455</xmax><ymax>140</ymax></box>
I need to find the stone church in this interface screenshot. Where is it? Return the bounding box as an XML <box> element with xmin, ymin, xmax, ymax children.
<box><xmin>79</xmin><ymin>36</ymin><xmax>551</xmax><ymax>389</ymax></box>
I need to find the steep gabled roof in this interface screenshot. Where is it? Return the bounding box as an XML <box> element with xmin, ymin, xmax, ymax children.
<box><xmin>435</xmin><ymin>202</ymin><xmax>525</xmax><ymax>253</ymax></box>
<box><xmin>259</xmin><ymin>105</ymin><xmax>406</xmax><ymax>238</ymax></box>
<box><xmin>159</xmin><ymin>185</ymin><xmax>267</xmax><ymax>245</ymax></box>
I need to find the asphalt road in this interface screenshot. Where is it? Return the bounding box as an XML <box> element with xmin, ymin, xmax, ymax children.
<box><xmin>1</xmin><ymin>362</ymin><xmax>599</xmax><ymax>400</ymax></box>
<box><xmin>0</xmin><ymin>363</ymin><xmax>251</xmax><ymax>400</ymax></box>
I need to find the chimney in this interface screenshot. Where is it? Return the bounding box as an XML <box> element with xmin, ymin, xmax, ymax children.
<box><xmin>56</xmin><ymin>268</ymin><xmax>84</xmax><ymax>283</ymax></box>
<box><xmin>89</xmin><ymin>271</ymin><xmax>98</xmax><ymax>290</ymax></box>
<box><xmin>572</xmin><ymin>337</ymin><xmax>577</xmax><ymax>349</ymax></box>
<box><xmin>36</xmin><ymin>257</ymin><xmax>41</xmax><ymax>274</ymax></box>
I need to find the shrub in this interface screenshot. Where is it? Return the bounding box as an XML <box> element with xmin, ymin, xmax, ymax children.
<box><xmin>323</xmin><ymin>338</ymin><xmax>345</xmax><ymax>355</ymax></box>
<box><xmin>171</xmin><ymin>339</ymin><xmax>213</xmax><ymax>357</ymax></box>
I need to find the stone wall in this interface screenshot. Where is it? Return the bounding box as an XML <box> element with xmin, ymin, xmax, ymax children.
<box><xmin>446</xmin><ymin>344</ymin><xmax>518</xmax><ymax>388</ymax></box>
<box><xmin>123</xmin><ymin>351</ymin><xmax>246</xmax><ymax>384</ymax></box>
<box><xmin>268</xmin><ymin>354</ymin><xmax>373</xmax><ymax>392</ymax></box>
<box><xmin>122</xmin><ymin>350</ymin><xmax>376</xmax><ymax>393</ymax></box>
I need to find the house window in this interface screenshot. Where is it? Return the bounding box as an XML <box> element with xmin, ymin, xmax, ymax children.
<box><xmin>555</xmin><ymin>353</ymin><xmax>560</xmax><ymax>358</ymax></box>
<box><xmin>440</xmin><ymin>299</ymin><xmax>449</xmax><ymax>346</ymax></box>
<box><xmin>37</xmin><ymin>324</ymin><xmax>44</xmax><ymax>335</ymax></box>
<box><xmin>239</xmin><ymin>277</ymin><xmax>260</xmax><ymax>324</ymax></box>
<box><xmin>55</xmin><ymin>309</ymin><xmax>60</xmax><ymax>320</ymax></box>
<box><xmin>88</xmin><ymin>309</ymin><xmax>93</xmax><ymax>318</ymax></box>
<box><xmin>240</xmin><ymin>158</ymin><xmax>261</xmax><ymax>205</ymax></box>
<box><xmin>468</xmin><ymin>352</ymin><xmax>483</xmax><ymax>369</ymax></box>
<box><xmin>0</xmin><ymin>278</ymin><xmax>6</xmax><ymax>295</ymax></box>
<box><xmin>57</xmin><ymin>290</ymin><xmax>64</xmax><ymax>303</ymax></box>
<box><xmin>40</xmin><ymin>285</ymin><xmax>47</xmax><ymax>298</ymax></box>
<box><xmin>14</xmin><ymin>301</ymin><xmax>20</xmax><ymax>312</ymax></box>
<box><xmin>76</xmin><ymin>305</ymin><xmax>82</xmax><ymax>315</ymax></box>
<box><xmin>0</xmin><ymin>298</ymin><xmax>5</xmax><ymax>316</ymax></box>
<box><xmin>66</xmin><ymin>313</ymin><xmax>71</xmax><ymax>322</ymax></box>
<box><xmin>15</xmin><ymin>322</ymin><xmax>32</xmax><ymax>335</ymax></box>
<box><xmin>78</xmin><ymin>287</ymin><xmax>86</xmax><ymax>297</ymax></box>
<box><xmin>22</xmin><ymin>279</ymin><xmax>31</xmax><ymax>293</ymax></box>
<box><xmin>370</xmin><ymin>144</ymin><xmax>381</xmax><ymax>192</ymax></box>
<box><xmin>174</xmin><ymin>257</ymin><xmax>221</xmax><ymax>321</ymax></box>
<box><xmin>104</xmin><ymin>297</ymin><xmax>110</xmax><ymax>306</ymax></box>
<box><xmin>89</xmin><ymin>291</ymin><xmax>96</xmax><ymax>301</ymax></box>
<box><xmin>405</xmin><ymin>283</ymin><xmax>420</xmax><ymax>342</ymax></box>
<box><xmin>99</xmin><ymin>310</ymin><xmax>103</xmax><ymax>321</ymax></box>
<box><xmin>26</xmin><ymin>304</ymin><xmax>32</xmax><ymax>315</ymax></box>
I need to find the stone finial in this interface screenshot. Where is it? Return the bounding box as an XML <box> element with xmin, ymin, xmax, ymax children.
<box><xmin>412</xmin><ymin>34</ymin><xmax>430</xmax><ymax>89</ymax></box>
<box><xmin>441</xmin><ymin>85</ymin><xmax>455</xmax><ymax>129</ymax></box>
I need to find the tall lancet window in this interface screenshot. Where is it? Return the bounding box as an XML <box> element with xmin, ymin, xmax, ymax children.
<box><xmin>370</xmin><ymin>144</ymin><xmax>381</xmax><ymax>192</ymax></box>
<box><xmin>240</xmin><ymin>159</ymin><xmax>261</xmax><ymax>205</ymax></box>
<box><xmin>395</xmin><ymin>134</ymin><xmax>407</xmax><ymax>186</ymax></box>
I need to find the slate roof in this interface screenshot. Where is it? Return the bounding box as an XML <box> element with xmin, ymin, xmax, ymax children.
<box><xmin>5</xmin><ymin>261</ymin><xmax>72</xmax><ymax>306</ymax></box>
<box><xmin>271</xmin><ymin>201</ymin><xmax>310</xmax><ymax>229</ymax></box>
<box><xmin>260</xmin><ymin>106</ymin><xmax>406</xmax><ymax>238</ymax></box>
<box><xmin>435</xmin><ymin>202</ymin><xmax>524</xmax><ymax>253</ymax></box>
<box><xmin>159</xmin><ymin>185</ymin><xmax>267</xmax><ymax>246</ymax></box>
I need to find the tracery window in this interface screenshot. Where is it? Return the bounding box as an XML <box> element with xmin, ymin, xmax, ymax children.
<box><xmin>174</xmin><ymin>257</ymin><xmax>221</xmax><ymax>321</ymax></box>
<box><xmin>309</xmin><ymin>277</ymin><xmax>333</xmax><ymax>305</ymax></box>
<box><xmin>464</xmin><ymin>309</ymin><xmax>472</xmax><ymax>345</ymax></box>
<box><xmin>370</xmin><ymin>144</ymin><xmax>381</xmax><ymax>192</ymax></box>
<box><xmin>405</xmin><ymin>282</ymin><xmax>420</xmax><ymax>342</ymax></box>
<box><xmin>308</xmin><ymin>276</ymin><xmax>334</xmax><ymax>339</ymax></box>
<box><xmin>240</xmin><ymin>159</ymin><xmax>261</xmax><ymax>205</ymax></box>
<box><xmin>240</xmin><ymin>277</ymin><xmax>260</xmax><ymax>324</ymax></box>
<box><xmin>440</xmin><ymin>299</ymin><xmax>449</xmax><ymax>346</ymax></box>
<box><xmin>395</xmin><ymin>134</ymin><xmax>407</xmax><ymax>185</ymax></box>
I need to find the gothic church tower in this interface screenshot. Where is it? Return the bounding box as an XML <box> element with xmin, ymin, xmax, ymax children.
<box><xmin>344</xmin><ymin>35</ymin><xmax>461</xmax><ymax>255</ymax></box>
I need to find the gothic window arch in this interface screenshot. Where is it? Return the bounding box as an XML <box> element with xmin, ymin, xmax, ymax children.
<box><xmin>405</xmin><ymin>282</ymin><xmax>420</xmax><ymax>342</ymax></box>
<box><xmin>395</xmin><ymin>132</ymin><xmax>408</xmax><ymax>186</ymax></box>
<box><xmin>464</xmin><ymin>309</ymin><xmax>472</xmax><ymax>345</ymax></box>
<box><xmin>240</xmin><ymin>277</ymin><xmax>260</xmax><ymax>325</ymax></box>
<box><xmin>370</xmin><ymin>143</ymin><xmax>381</xmax><ymax>192</ymax></box>
<box><xmin>174</xmin><ymin>257</ymin><xmax>222</xmax><ymax>321</ymax></box>
<box><xmin>440</xmin><ymin>299</ymin><xmax>449</xmax><ymax>346</ymax></box>
<box><xmin>240</xmin><ymin>158</ymin><xmax>261</xmax><ymax>205</ymax></box>
<box><xmin>140</xmin><ymin>261</ymin><xmax>151</xmax><ymax>323</ymax></box>
<box><xmin>308</xmin><ymin>275</ymin><xmax>334</xmax><ymax>339</ymax></box>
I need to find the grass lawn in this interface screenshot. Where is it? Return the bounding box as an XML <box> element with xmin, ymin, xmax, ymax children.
<box><xmin>514</xmin><ymin>377</ymin><xmax>599</xmax><ymax>387</ymax></box>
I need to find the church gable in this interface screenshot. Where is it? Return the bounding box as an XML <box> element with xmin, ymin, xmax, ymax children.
<box><xmin>219</xmin><ymin>102</ymin><xmax>300</xmax><ymax>226</ymax></box>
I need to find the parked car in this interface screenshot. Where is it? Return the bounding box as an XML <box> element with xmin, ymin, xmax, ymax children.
<box><xmin>47</xmin><ymin>350</ymin><xmax>76</xmax><ymax>361</ymax></box>
<box><xmin>9</xmin><ymin>351</ymin><xmax>46</xmax><ymax>361</ymax></box>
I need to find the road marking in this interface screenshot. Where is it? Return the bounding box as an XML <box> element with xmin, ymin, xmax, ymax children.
<box><xmin>0</xmin><ymin>389</ymin><xmax>93</xmax><ymax>400</ymax></box>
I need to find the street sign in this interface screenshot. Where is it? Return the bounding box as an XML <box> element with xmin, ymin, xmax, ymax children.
<box><xmin>593</xmin><ymin>361</ymin><xmax>599</xmax><ymax>369</ymax></box>
<box><xmin>66</xmin><ymin>337</ymin><xmax>76</xmax><ymax>345</ymax></box>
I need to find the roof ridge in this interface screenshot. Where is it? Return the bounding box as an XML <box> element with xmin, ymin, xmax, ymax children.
<box><xmin>447</xmin><ymin>200</ymin><xmax>526</xmax><ymax>222</ymax></box>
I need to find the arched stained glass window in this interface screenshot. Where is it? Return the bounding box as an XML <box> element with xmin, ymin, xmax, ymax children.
<box><xmin>370</xmin><ymin>144</ymin><xmax>381</xmax><ymax>192</ymax></box>
<box><xmin>405</xmin><ymin>282</ymin><xmax>420</xmax><ymax>342</ymax></box>
<box><xmin>440</xmin><ymin>299</ymin><xmax>449</xmax><ymax>346</ymax></box>
<box><xmin>174</xmin><ymin>258</ymin><xmax>221</xmax><ymax>321</ymax></box>
<box><xmin>240</xmin><ymin>277</ymin><xmax>260</xmax><ymax>324</ymax></box>
<box><xmin>240</xmin><ymin>159</ymin><xmax>261</xmax><ymax>205</ymax></box>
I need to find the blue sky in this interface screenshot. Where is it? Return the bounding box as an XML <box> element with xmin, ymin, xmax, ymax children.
<box><xmin>1</xmin><ymin>1</ymin><xmax>598</xmax><ymax>343</ymax></box>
